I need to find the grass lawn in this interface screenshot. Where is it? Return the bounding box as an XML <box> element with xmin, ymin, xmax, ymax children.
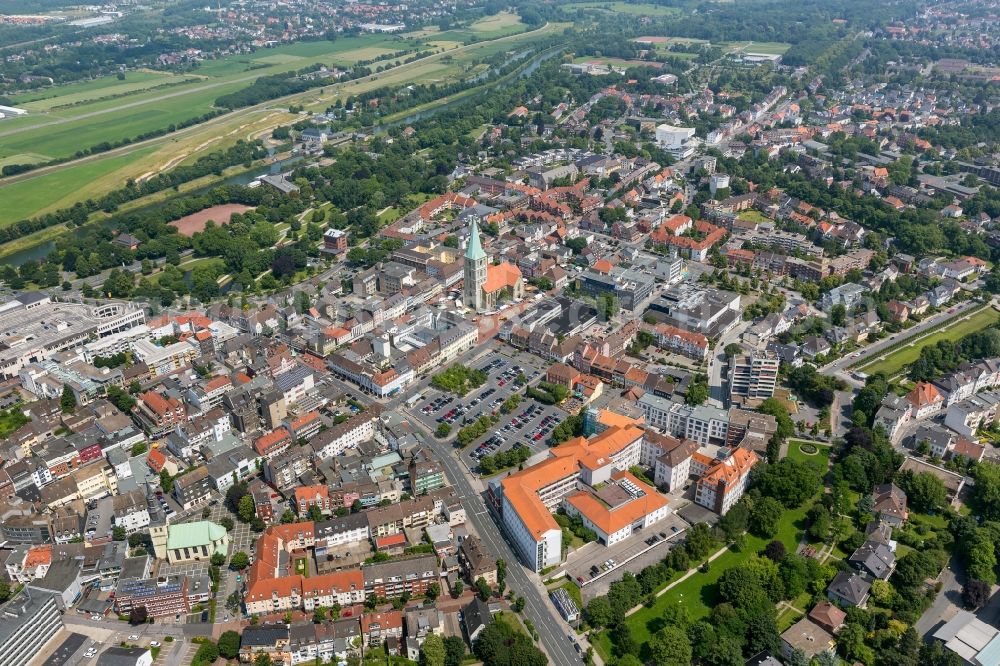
<box><xmin>494</xmin><ymin>610</ymin><xmax>529</xmax><ymax>636</ymax></box>
<box><xmin>776</xmin><ymin>606</ymin><xmax>803</xmax><ymax>632</ymax></box>
<box><xmin>858</xmin><ymin>305</ymin><xmax>1000</xmax><ymax>376</ymax></box>
<box><xmin>785</xmin><ymin>440</ymin><xmax>831</xmax><ymax>469</ymax></box>
<box><xmin>737</xmin><ymin>209</ymin><xmax>772</xmax><ymax>223</ymax></box>
<box><xmin>593</xmin><ymin>500</ymin><xmax>814</xmax><ymax>662</ymax></box>
<box><xmin>0</xmin><ymin>145</ymin><xmax>157</xmax><ymax>226</ymax></box>
<box><xmin>468</xmin><ymin>11</ymin><xmax>527</xmax><ymax>39</ymax></box>
<box><xmin>10</xmin><ymin>71</ymin><xmax>187</xmax><ymax>110</ymax></box>
<box><xmin>0</xmin><ymin>408</ymin><xmax>28</xmax><ymax>438</ymax></box>
<box><xmin>294</xmin><ymin>557</ymin><xmax>309</xmax><ymax>578</ymax></box>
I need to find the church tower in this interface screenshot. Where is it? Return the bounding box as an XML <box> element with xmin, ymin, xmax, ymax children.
<box><xmin>463</xmin><ymin>219</ymin><xmax>488</xmax><ymax>312</ymax></box>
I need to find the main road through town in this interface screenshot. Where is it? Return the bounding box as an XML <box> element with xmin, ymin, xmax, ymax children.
<box><xmin>819</xmin><ymin>297</ymin><xmax>986</xmax><ymax>386</ymax></box>
<box><xmin>319</xmin><ymin>340</ymin><xmax>584</xmax><ymax>663</ymax></box>
<box><xmin>419</xmin><ymin>418</ymin><xmax>584</xmax><ymax>665</ymax></box>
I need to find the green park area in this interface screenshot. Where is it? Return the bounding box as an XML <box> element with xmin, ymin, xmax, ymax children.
<box><xmin>858</xmin><ymin>305</ymin><xmax>1000</xmax><ymax>377</ymax></box>
<box><xmin>592</xmin><ymin>499</ymin><xmax>814</xmax><ymax>660</ymax></box>
<box><xmin>785</xmin><ymin>440</ymin><xmax>831</xmax><ymax>469</ymax></box>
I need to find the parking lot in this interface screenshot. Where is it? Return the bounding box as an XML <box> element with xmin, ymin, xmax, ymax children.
<box><xmin>410</xmin><ymin>349</ymin><xmax>565</xmax><ymax>468</ymax></box>
<box><xmin>559</xmin><ymin>511</ymin><xmax>690</xmax><ymax>602</ymax></box>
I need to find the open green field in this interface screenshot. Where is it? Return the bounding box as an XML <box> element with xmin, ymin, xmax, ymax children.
<box><xmin>570</xmin><ymin>2</ymin><xmax>681</xmax><ymax>16</ymax></box>
<box><xmin>468</xmin><ymin>11</ymin><xmax>527</xmax><ymax>38</ymax></box>
<box><xmin>858</xmin><ymin>305</ymin><xmax>1000</xmax><ymax>376</ymax></box>
<box><xmin>0</xmin><ymin>34</ymin><xmax>407</xmax><ymax>165</ymax></box>
<box><xmin>0</xmin><ymin>20</ymin><xmax>561</xmax><ymax>239</ymax></box>
<box><xmin>592</xmin><ymin>499</ymin><xmax>813</xmax><ymax>662</ymax></box>
<box><xmin>0</xmin><ymin>146</ymin><xmax>158</xmax><ymax>226</ymax></box>
<box><xmin>407</xmin><ymin>11</ymin><xmax>526</xmax><ymax>43</ymax></box>
<box><xmin>11</xmin><ymin>71</ymin><xmax>196</xmax><ymax>111</ymax></box>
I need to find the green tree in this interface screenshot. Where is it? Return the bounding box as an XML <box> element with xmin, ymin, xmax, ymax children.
<box><xmin>159</xmin><ymin>468</ymin><xmax>174</xmax><ymax>494</ymax></box>
<box><xmin>443</xmin><ymin>635</ymin><xmax>466</xmax><ymax>666</ymax></box>
<box><xmin>218</xmin><ymin>631</ymin><xmax>240</xmax><ymax>659</ymax></box>
<box><xmin>421</xmin><ymin>633</ymin><xmax>446</xmax><ymax>666</ymax></box>
<box><xmin>231</xmin><ymin>551</ymin><xmax>250</xmax><ymax>570</ymax></box>
<box><xmin>475</xmin><ymin>576</ymin><xmax>491</xmax><ymax>601</ymax></box>
<box><xmin>585</xmin><ymin>596</ymin><xmax>613</xmax><ymax>628</ymax></box>
<box><xmin>830</xmin><ymin>303</ymin><xmax>847</xmax><ymax>326</ymax></box>
<box><xmin>192</xmin><ymin>640</ymin><xmax>219</xmax><ymax>666</ymax></box>
<box><xmin>750</xmin><ymin>497</ymin><xmax>784</xmax><ymax>537</ymax></box>
<box><xmin>648</xmin><ymin>626</ymin><xmax>692</xmax><ymax>666</ymax></box>
<box><xmin>112</xmin><ymin>526</ymin><xmax>127</xmax><ymax>541</ymax></box>
<box><xmin>210</xmin><ymin>552</ymin><xmax>225</xmax><ymax>567</ymax></box>
<box><xmin>60</xmin><ymin>385</ymin><xmax>77</xmax><ymax>414</ymax></box>
<box><xmin>973</xmin><ymin>462</ymin><xmax>1000</xmax><ymax>521</ymax></box>
<box><xmin>896</xmin><ymin>469</ymin><xmax>947</xmax><ymax>513</ymax></box>
<box><xmin>238</xmin><ymin>494</ymin><xmax>256</xmax><ymax>523</ymax></box>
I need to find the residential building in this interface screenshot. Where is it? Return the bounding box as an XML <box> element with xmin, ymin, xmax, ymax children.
<box><xmin>873</xmin><ymin>483</ymin><xmax>908</xmax><ymax>527</ymax></box>
<box><xmin>780</xmin><ymin>618</ymin><xmax>835</xmax><ymax>663</ymax></box>
<box><xmin>363</xmin><ymin>555</ymin><xmax>439</xmax><ymax>598</ymax></box>
<box><xmin>728</xmin><ymin>350</ymin><xmax>779</xmax><ymax>400</ymax></box>
<box><xmin>403</xmin><ymin>607</ymin><xmax>445</xmax><ymax>661</ymax></box>
<box><xmin>172</xmin><ymin>466</ymin><xmax>213</xmax><ymax>510</ymax></box>
<box><xmin>906</xmin><ymin>382</ymin><xmax>944</xmax><ymax>419</ymax></box>
<box><xmin>849</xmin><ymin>540</ymin><xmax>896</xmax><ymax>580</ymax></box>
<box><xmin>0</xmin><ymin>591</ymin><xmax>63</xmax><ymax>666</ymax></box>
<box><xmin>827</xmin><ymin>571</ymin><xmax>871</xmax><ymax>608</ymax></box>
<box><xmin>458</xmin><ymin>536</ymin><xmax>497</xmax><ymax>585</ymax></box>
<box><xmin>650</xmin><ymin>433</ymin><xmax>698</xmax><ymax>491</ymax></box>
<box><xmin>694</xmin><ymin>447</ymin><xmax>759</xmax><ymax>515</ymax></box>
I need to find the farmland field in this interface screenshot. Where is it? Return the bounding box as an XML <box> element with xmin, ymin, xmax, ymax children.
<box><xmin>858</xmin><ymin>305</ymin><xmax>1000</xmax><ymax>376</ymax></box>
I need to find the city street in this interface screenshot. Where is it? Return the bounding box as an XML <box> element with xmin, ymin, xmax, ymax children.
<box><xmin>414</xmin><ymin>418</ymin><xmax>586</xmax><ymax>664</ymax></box>
<box><xmin>820</xmin><ymin>298</ymin><xmax>985</xmax><ymax>385</ymax></box>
